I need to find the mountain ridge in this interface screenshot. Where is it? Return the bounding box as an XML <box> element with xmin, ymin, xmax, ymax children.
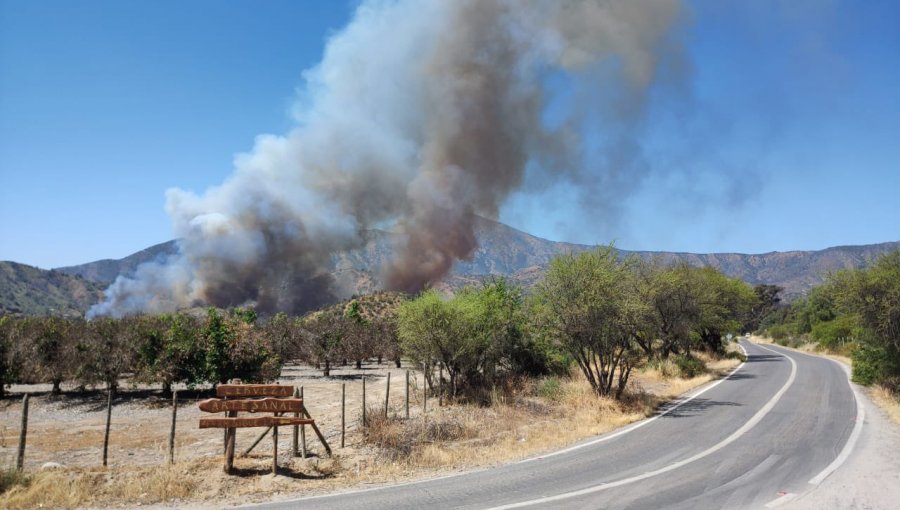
<box><xmin>3</xmin><ymin>217</ymin><xmax>896</xmax><ymax>316</ymax></box>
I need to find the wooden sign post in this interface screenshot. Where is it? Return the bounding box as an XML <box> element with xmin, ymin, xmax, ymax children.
<box><xmin>200</xmin><ymin>383</ymin><xmax>312</xmax><ymax>475</ymax></box>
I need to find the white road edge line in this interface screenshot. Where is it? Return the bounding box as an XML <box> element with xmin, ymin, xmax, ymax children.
<box><xmin>764</xmin><ymin>492</ymin><xmax>797</xmax><ymax>508</ymax></box>
<box><xmin>807</xmin><ymin>355</ymin><xmax>865</xmax><ymax>485</ymax></box>
<box><xmin>518</xmin><ymin>342</ymin><xmax>750</xmax><ymax>463</ymax></box>
<box><xmin>489</xmin><ymin>343</ymin><xmax>797</xmax><ymax>510</ymax></box>
<box><xmin>238</xmin><ymin>342</ymin><xmax>754</xmax><ymax>508</ymax></box>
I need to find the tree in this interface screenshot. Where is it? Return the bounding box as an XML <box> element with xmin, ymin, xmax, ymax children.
<box><xmin>642</xmin><ymin>262</ymin><xmax>702</xmax><ymax>359</ymax></box>
<box><xmin>397</xmin><ymin>289</ymin><xmax>471</xmax><ymax>397</ymax></box>
<box><xmin>532</xmin><ymin>247</ymin><xmax>641</xmax><ymax>399</ymax></box>
<box><xmin>17</xmin><ymin>316</ymin><xmax>78</xmax><ymax>394</ymax></box>
<box><xmin>203</xmin><ymin>308</ymin><xmax>234</xmax><ymax>385</ymax></box>
<box><xmin>262</xmin><ymin>312</ymin><xmax>300</xmax><ymax>364</ymax></box>
<box><xmin>201</xmin><ymin>308</ymin><xmax>280</xmax><ymax>385</ymax></box>
<box><xmin>692</xmin><ymin>267</ymin><xmax>756</xmax><ymax>354</ymax></box>
<box><xmin>343</xmin><ymin>300</ymin><xmax>375</xmax><ymax>369</ymax></box>
<box><xmin>832</xmin><ymin>251</ymin><xmax>900</xmax><ymax>389</ymax></box>
<box><xmin>747</xmin><ymin>284</ymin><xmax>783</xmax><ymax>332</ymax></box>
<box><xmin>0</xmin><ymin>316</ymin><xmax>19</xmax><ymax>397</ymax></box>
<box><xmin>299</xmin><ymin>308</ymin><xmax>346</xmax><ymax>377</ymax></box>
<box><xmin>81</xmin><ymin>317</ymin><xmax>131</xmax><ymax>396</ymax></box>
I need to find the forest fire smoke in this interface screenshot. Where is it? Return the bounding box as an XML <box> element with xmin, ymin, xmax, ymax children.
<box><xmin>88</xmin><ymin>0</ymin><xmax>684</xmax><ymax>318</ymax></box>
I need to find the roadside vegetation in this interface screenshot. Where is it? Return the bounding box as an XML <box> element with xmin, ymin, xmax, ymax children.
<box><xmin>758</xmin><ymin>250</ymin><xmax>900</xmax><ymax>410</ymax></box>
<box><xmin>0</xmin><ymin>247</ymin><xmax>757</xmax><ymax>506</ymax></box>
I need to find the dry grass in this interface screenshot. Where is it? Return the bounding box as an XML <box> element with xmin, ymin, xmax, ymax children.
<box><xmin>0</xmin><ymin>461</ymin><xmax>204</xmax><ymax>509</ymax></box>
<box><xmin>869</xmin><ymin>385</ymin><xmax>900</xmax><ymax>425</ymax></box>
<box><xmin>354</xmin><ymin>359</ymin><xmax>740</xmax><ymax>480</ymax></box>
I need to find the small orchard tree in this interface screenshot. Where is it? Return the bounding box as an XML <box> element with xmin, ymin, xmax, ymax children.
<box><xmin>17</xmin><ymin>316</ymin><xmax>78</xmax><ymax>394</ymax></box>
<box><xmin>299</xmin><ymin>309</ymin><xmax>346</xmax><ymax>377</ymax></box>
<box><xmin>342</xmin><ymin>300</ymin><xmax>375</xmax><ymax>369</ymax></box>
<box><xmin>81</xmin><ymin>317</ymin><xmax>131</xmax><ymax>396</ymax></box>
<box><xmin>0</xmin><ymin>316</ymin><xmax>19</xmax><ymax>397</ymax></box>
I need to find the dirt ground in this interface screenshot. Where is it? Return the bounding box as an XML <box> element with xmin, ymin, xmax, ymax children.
<box><xmin>0</xmin><ymin>356</ymin><xmax>738</xmax><ymax>509</ymax></box>
<box><xmin>0</xmin><ymin>361</ymin><xmax>419</xmax><ymax>471</ymax></box>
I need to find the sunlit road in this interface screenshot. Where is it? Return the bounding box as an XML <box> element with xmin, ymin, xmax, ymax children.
<box><xmin>239</xmin><ymin>340</ymin><xmax>860</xmax><ymax>510</ymax></box>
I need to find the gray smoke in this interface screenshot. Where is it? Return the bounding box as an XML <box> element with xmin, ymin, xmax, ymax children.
<box><xmin>88</xmin><ymin>0</ymin><xmax>684</xmax><ymax>318</ymax></box>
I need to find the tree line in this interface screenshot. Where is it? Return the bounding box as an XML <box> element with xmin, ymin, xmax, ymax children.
<box><xmin>0</xmin><ymin>302</ymin><xmax>401</xmax><ymax>398</ymax></box>
<box><xmin>397</xmin><ymin>247</ymin><xmax>757</xmax><ymax>401</ymax></box>
<box><xmin>759</xmin><ymin>250</ymin><xmax>899</xmax><ymax>391</ymax></box>
<box><xmin>1</xmin><ymin>247</ymin><xmax>759</xmax><ymax>402</ymax></box>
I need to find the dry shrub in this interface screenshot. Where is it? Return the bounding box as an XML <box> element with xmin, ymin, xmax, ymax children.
<box><xmin>364</xmin><ymin>406</ymin><xmax>476</xmax><ymax>460</ymax></box>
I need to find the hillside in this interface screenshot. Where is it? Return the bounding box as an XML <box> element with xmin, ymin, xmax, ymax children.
<box><xmin>56</xmin><ymin>240</ymin><xmax>178</xmax><ymax>284</ymax></box>
<box><xmin>4</xmin><ymin>217</ymin><xmax>897</xmax><ymax>316</ymax></box>
<box><xmin>0</xmin><ymin>261</ymin><xmax>104</xmax><ymax>317</ymax></box>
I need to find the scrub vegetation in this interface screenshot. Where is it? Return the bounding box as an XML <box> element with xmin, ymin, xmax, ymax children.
<box><xmin>0</xmin><ymin>247</ymin><xmax>756</xmax><ymax>507</ymax></box>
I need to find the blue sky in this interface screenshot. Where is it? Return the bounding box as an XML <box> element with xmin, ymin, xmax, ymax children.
<box><xmin>1</xmin><ymin>0</ymin><xmax>898</xmax><ymax>269</ymax></box>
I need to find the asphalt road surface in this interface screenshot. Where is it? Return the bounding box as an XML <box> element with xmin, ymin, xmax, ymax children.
<box><xmin>241</xmin><ymin>340</ymin><xmax>861</xmax><ymax>510</ymax></box>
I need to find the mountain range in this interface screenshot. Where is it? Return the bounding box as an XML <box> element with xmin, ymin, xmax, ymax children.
<box><xmin>2</xmin><ymin>217</ymin><xmax>898</xmax><ymax>316</ymax></box>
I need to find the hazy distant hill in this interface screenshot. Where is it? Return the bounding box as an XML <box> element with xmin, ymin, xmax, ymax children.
<box><xmin>56</xmin><ymin>240</ymin><xmax>178</xmax><ymax>284</ymax></box>
<box><xmin>0</xmin><ymin>261</ymin><xmax>104</xmax><ymax>317</ymax></box>
<box><xmin>4</xmin><ymin>217</ymin><xmax>896</xmax><ymax>316</ymax></box>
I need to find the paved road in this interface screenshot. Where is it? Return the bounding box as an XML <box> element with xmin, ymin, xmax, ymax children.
<box><xmin>242</xmin><ymin>340</ymin><xmax>860</xmax><ymax>510</ymax></box>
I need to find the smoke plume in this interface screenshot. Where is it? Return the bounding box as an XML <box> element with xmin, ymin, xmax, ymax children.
<box><xmin>89</xmin><ymin>0</ymin><xmax>684</xmax><ymax>318</ymax></box>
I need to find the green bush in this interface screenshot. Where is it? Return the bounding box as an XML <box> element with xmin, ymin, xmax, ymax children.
<box><xmin>536</xmin><ymin>376</ymin><xmax>564</xmax><ymax>402</ymax></box>
<box><xmin>723</xmin><ymin>350</ymin><xmax>747</xmax><ymax>362</ymax></box>
<box><xmin>0</xmin><ymin>468</ymin><xmax>30</xmax><ymax>494</ymax></box>
<box><xmin>674</xmin><ymin>354</ymin><xmax>706</xmax><ymax>378</ymax></box>
<box><xmin>852</xmin><ymin>342</ymin><xmax>900</xmax><ymax>390</ymax></box>
<box><xmin>811</xmin><ymin>314</ymin><xmax>858</xmax><ymax>350</ymax></box>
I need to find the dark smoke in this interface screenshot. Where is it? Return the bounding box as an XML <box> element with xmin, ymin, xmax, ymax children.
<box><xmin>89</xmin><ymin>0</ymin><xmax>684</xmax><ymax>318</ymax></box>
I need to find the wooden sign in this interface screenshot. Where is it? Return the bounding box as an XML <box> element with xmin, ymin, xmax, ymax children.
<box><xmin>199</xmin><ymin>416</ymin><xmax>313</xmax><ymax>429</ymax></box>
<box><xmin>216</xmin><ymin>384</ymin><xmax>293</xmax><ymax>398</ymax></box>
<box><xmin>199</xmin><ymin>398</ymin><xmax>303</xmax><ymax>413</ymax></box>
<box><xmin>200</xmin><ymin>382</ymin><xmax>330</xmax><ymax>475</ymax></box>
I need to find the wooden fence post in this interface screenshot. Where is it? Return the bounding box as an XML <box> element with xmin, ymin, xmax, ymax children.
<box><xmin>169</xmin><ymin>390</ymin><xmax>178</xmax><ymax>465</ymax></box>
<box><xmin>405</xmin><ymin>370</ymin><xmax>410</xmax><ymax>419</ymax></box>
<box><xmin>16</xmin><ymin>393</ymin><xmax>29</xmax><ymax>470</ymax></box>
<box><xmin>422</xmin><ymin>364</ymin><xmax>427</xmax><ymax>414</ymax></box>
<box><xmin>341</xmin><ymin>383</ymin><xmax>346</xmax><ymax>448</ymax></box>
<box><xmin>102</xmin><ymin>387</ymin><xmax>112</xmax><ymax>467</ymax></box>
<box><xmin>439</xmin><ymin>364</ymin><xmax>443</xmax><ymax>407</ymax></box>
<box><xmin>292</xmin><ymin>386</ymin><xmax>299</xmax><ymax>456</ymax></box>
<box><xmin>272</xmin><ymin>423</ymin><xmax>278</xmax><ymax>475</ymax></box>
<box><xmin>384</xmin><ymin>372</ymin><xmax>391</xmax><ymax>418</ymax></box>
<box><xmin>362</xmin><ymin>378</ymin><xmax>367</xmax><ymax>431</ymax></box>
<box><xmin>299</xmin><ymin>386</ymin><xmax>307</xmax><ymax>458</ymax></box>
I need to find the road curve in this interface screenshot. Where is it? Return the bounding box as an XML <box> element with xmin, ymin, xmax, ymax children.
<box><xmin>240</xmin><ymin>340</ymin><xmax>859</xmax><ymax>510</ymax></box>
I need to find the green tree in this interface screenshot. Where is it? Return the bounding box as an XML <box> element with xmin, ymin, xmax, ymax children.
<box><xmin>693</xmin><ymin>267</ymin><xmax>757</xmax><ymax>354</ymax></box>
<box><xmin>834</xmin><ymin>252</ymin><xmax>900</xmax><ymax>389</ymax></box>
<box><xmin>532</xmin><ymin>246</ymin><xmax>641</xmax><ymax>399</ymax></box>
<box><xmin>203</xmin><ymin>308</ymin><xmax>234</xmax><ymax>385</ymax></box>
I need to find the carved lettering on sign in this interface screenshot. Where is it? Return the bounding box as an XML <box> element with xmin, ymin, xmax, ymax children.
<box><xmin>198</xmin><ymin>398</ymin><xmax>304</xmax><ymax>413</ymax></box>
<box><xmin>216</xmin><ymin>384</ymin><xmax>293</xmax><ymax>397</ymax></box>
<box><xmin>199</xmin><ymin>416</ymin><xmax>314</xmax><ymax>429</ymax></box>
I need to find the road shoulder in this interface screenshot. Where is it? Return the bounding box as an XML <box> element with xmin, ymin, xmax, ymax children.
<box><xmin>751</xmin><ymin>338</ymin><xmax>900</xmax><ymax>510</ymax></box>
